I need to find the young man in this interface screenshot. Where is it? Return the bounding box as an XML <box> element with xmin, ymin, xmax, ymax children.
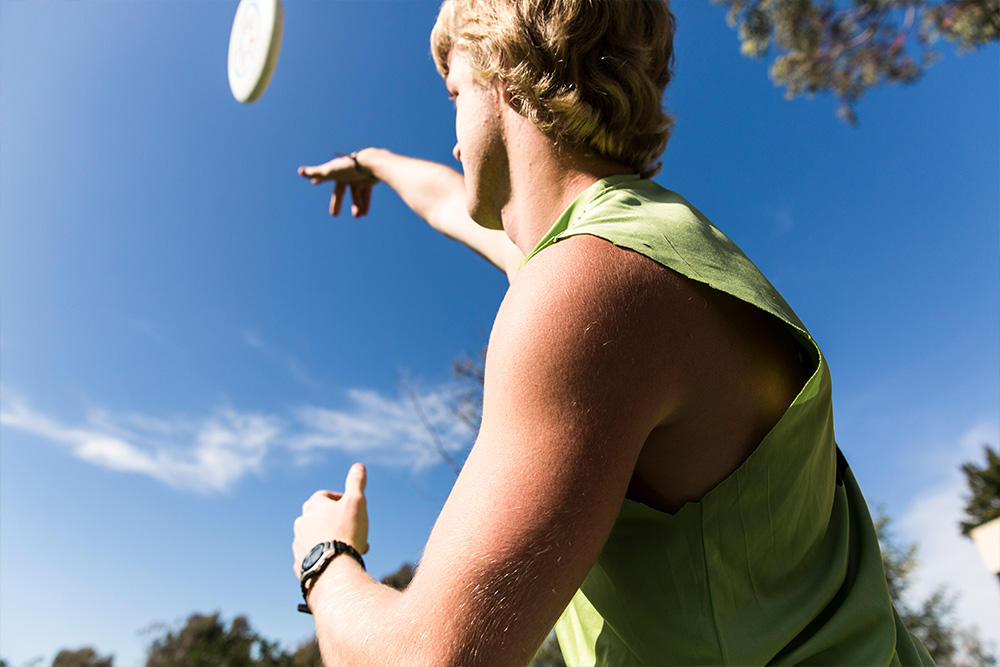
<box><xmin>292</xmin><ymin>0</ymin><xmax>933</xmax><ymax>664</ymax></box>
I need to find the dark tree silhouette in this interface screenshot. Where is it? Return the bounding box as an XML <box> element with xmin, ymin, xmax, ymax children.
<box><xmin>52</xmin><ymin>648</ymin><xmax>113</xmax><ymax>667</ymax></box>
<box><xmin>876</xmin><ymin>512</ymin><xmax>995</xmax><ymax>666</ymax></box>
<box><xmin>959</xmin><ymin>443</ymin><xmax>1000</xmax><ymax>536</ymax></box>
<box><xmin>144</xmin><ymin>613</ymin><xmax>289</xmax><ymax>667</ymax></box>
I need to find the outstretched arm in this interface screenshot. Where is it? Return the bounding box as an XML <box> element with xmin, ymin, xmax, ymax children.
<box><xmin>298</xmin><ymin>148</ymin><xmax>521</xmax><ymax>280</ymax></box>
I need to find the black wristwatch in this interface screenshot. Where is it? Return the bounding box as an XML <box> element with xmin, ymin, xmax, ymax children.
<box><xmin>297</xmin><ymin>540</ymin><xmax>366</xmax><ymax>614</ymax></box>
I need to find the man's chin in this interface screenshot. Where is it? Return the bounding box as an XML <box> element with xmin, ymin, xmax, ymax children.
<box><xmin>475</xmin><ymin>217</ymin><xmax>504</xmax><ymax>231</ymax></box>
<box><xmin>469</xmin><ymin>206</ymin><xmax>504</xmax><ymax>231</ymax></box>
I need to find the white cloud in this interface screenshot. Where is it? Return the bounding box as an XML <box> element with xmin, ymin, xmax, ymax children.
<box><xmin>0</xmin><ymin>383</ymin><xmax>474</xmax><ymax>493</ymax></box>
<box><xmin>290</xmin><ymin>386</ymin><xmax>473</xmax><ymax>471</ymax></box>
<box><xmin>0</xmin><ymin>399</ymin><xmax>282</xmax><ymax>494</ymax></box>
<box><xmin>9</xmin><ymin>387</ymin><xmax>994</xmax><ymax>651</ymax></box>
<box><xmin>896</xmin><ymin>421</ymin><xmax>1000</xmax><ymax>651</ymax></box>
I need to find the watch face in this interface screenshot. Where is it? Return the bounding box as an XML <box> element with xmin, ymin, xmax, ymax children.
<box><xmin>302</xmin><ymin>543</ymin><xmax>326</xmax><ymax>572</ymax></box>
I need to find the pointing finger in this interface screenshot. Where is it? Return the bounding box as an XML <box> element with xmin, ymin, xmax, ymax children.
<box><xmin>298</xmin><ymin>165</ymin><xmax>324</xmax><ymax>182</ymax></box>
<box><xmin>345</xmin><ymin>462</ymin><xmax>367</xmax><ymax>496</ymax></box>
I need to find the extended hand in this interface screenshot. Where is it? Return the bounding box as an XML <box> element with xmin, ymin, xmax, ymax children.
<box><xmin>293</xmin><ymin>463</ymin><xmax>370</xmax><ymax>578</ymax></box>
<box><xmin>298</xmin><ymin>152</ymin><xmax>378</xmax><ymax>218</ymax></box>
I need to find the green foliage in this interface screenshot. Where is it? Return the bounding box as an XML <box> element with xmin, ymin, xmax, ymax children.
<box><xmin>128</xmin><ymin>565</ymin><xmax>420</xmax><ymax>667</ymax></box>
<box><xmin>710</xmin><ymin>0</ymin><xmax>1000</xmax><ymax>122</ymax></box>
<box><xmin>875</xmin><ymin>512</ymin><xmax>996</xmax><ymax>666</ymax></box>
<box><xmin>380</xmin><ymin>562</ymin><xmax>416</xmax><ymax>591</ymax></box>
<box><xmin>51</xmin><ymin>648</ymin><xmax>113</xmax><ymax>667</ymax></box>
<box><xmin>874</xmin><ymin>511</ymin><xmax>919</xmax><ymax>604</ymax></box>
<box><xmin>960</xmin><ymin>443</ymin><xmax>1000</xmax><ymax>536</ymax></box>
<box><xmin>901</xmin><ymin>589</ymin><xmax>998</xmax><ymax>667</ymax></box>
<box><xmin>144</xmin><ymin>613</ymin><xmax>290</xmax><ymax>667</ymax></box>
<box><xmin>287</xmin><ymin>640</ymin><xmax>322</xmax><ymax>667</ymax></box>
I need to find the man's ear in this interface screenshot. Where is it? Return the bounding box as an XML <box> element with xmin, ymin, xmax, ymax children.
<box><xmin>498</xmin><ymin>79</ymin><xmax>524</xmax><ymax>115</ymax></box>
<box><xmin>499</xmin><ymin>79</ymin><xmax>513</xmax><ymax>104</ymax></box>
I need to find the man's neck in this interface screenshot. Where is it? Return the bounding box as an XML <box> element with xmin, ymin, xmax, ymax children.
<box><xmin>497</xmin><ymin>108</ymin><xmax>633</xmax><ymax>256</ymax></box>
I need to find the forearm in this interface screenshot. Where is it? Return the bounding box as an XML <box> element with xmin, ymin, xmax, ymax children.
<box><xmin>356</xmin><ymin>147</ymin><xmax>517</xmax><ymax>276</ymax></box>
<box><xmin>307</xmin><ymin>558</ymin><xmax>399</xmax><ymax>665</ymax></box>
<box><xmin>355</xmin><ymin>148</ymin><xmax>463</xmax><ymax>231</ymax></box>
<box><xmin>307</xmin><ymin>557</ymin><xmax>459</xmax><ymax>666</ymax></box>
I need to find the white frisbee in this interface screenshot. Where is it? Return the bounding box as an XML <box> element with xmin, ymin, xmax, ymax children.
<box><xmin>227</xmin><ymin>0</ymin><xmax>284</xmax><ymax>104</ymax></box>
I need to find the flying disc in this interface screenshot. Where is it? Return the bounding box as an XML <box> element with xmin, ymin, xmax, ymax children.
<box><xmin>227</xmin><ymin>0</ymin><xmax>284</xmax><ymax>104</ymax></box>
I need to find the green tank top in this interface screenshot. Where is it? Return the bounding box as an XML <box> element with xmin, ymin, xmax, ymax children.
<box><xmin>521</xmin><ymin>175</ymin><xmax>933</xmax><ymax>666</ymax></box>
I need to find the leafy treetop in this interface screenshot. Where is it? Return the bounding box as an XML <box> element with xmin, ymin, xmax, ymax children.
<box><xmin>710</xmin><ymin>0</ymin><xmax>1000</xmax><ymax>123</ymax></box>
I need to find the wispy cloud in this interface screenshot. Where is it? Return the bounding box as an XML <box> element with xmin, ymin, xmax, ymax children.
<box><xmin>242</xmin><ymin>330</ymin><xmax>323</xmax><ymax>389</ymax></box>
<box><xmin>9</xmin><ymin>387</ymin><xmax>995</xmax><ymax>651</ymax></box>
<box><xmin>0</xmin><ymin>383</ymin><xmax>474</xmax><ymax>494</ymax></box>
<box><xmin>290</xmin><ymin>386</ymin><xmax>472</xmax><ymax>471</ymax></box>
<box><xmin>897</xmin><ymin>421</ymin><xmax>1000</xmax><ymax>650</ymax></box>
<box><xmin>1</xmin><ymin>399</ymin><xmax>282</xmax><ymax>494</ymax></box>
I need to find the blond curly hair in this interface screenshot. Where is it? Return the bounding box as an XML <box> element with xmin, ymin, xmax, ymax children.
<box><xmin>431</xmin><ymin>0</ymin><xmax>676</xmax><ymax>177</ymax></box>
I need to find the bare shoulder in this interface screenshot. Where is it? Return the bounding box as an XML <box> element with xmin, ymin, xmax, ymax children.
<box><xmin>497</xmin><ymin>232</ymin><xmax>809</xmax><ymax>511</ymax></box>
<box><xmin>500</xmin><ymin>231</ymin><xmax>805</xmax><ymax>403</ymax></box>
<box><xmin>509</xmin><ymin>232</ymin><xmax>686</xmax><ymax>308</ymax></box>
<box><xmin>490</xmin><ymin>233</ymin><xmax>709</xmax><ymax>427</ymax></box>
<box><xmin>404</xmin><ymin>235</ymin><xmax>692</xmax><ymax>664</ymax></box>
<box><xmin>402</xmin><ymin>234</ymin><xmax>804</xmax><ymax>662</ymax></box>
<box><xmin>499</xmin><ymin>233</ymin><xmax>695</xmax><ymax>348</ymax></box>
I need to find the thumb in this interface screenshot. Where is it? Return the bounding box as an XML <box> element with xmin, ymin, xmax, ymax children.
<box><xmin>345</xmin><ymin>462</ymin><xmax>367</xmax><ymax>496</ymax></box>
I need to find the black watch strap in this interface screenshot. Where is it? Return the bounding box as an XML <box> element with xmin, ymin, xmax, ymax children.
<box><xmin>297</xmin><ymin>540</ymin><xmax>366</xmax><ymax>614</ymax></box>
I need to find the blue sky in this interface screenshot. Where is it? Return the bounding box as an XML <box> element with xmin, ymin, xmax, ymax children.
<box><xmin>1</xmin><ymin>1</ymin><xmax>997</xmax><ymax>664</ymax></box>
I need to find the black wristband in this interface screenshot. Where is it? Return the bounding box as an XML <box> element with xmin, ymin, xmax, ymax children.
<box><xmin>334</xmin><ymin>150</ymin><xmax>377</xmax><ymax>181</ymax></box>
<box><xmin>297</xmin><ymin>540</ymin><xmax>366</xmax><ymax>614</ymax></box>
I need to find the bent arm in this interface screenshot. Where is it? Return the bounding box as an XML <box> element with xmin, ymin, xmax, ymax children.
<box><xmin>298</xmin><ymin>236</ymin><xmax>684</xmax><ymax>665</ymax></box>
<box><xmin>299</xmin><ymin>148</ymin><xmax>520</xmax><ymax>279</ymax></box>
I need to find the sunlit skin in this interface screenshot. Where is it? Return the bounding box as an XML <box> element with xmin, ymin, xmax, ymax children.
<box><xmin>445</xmin><ymin>50</ymin><xmax>510</xmax><ymax>231</ymax></box>
<box><xmin>292</xmin><ymin>50</ymin><xmax>807</xmax><ymax>666</ymax></box>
